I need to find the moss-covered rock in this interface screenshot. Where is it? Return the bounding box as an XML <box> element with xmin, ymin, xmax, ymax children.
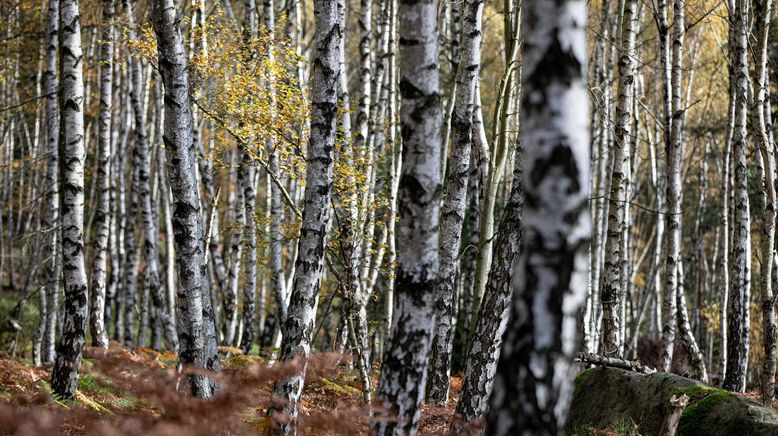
<box><xmin>567</xmin><ymin>367</ymin><xmax>778</xmax><ymax>436</ymax></box>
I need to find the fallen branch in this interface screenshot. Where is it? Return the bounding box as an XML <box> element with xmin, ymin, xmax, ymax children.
<box><xmin>575</xmin><ymin>352</ymin><xmax>656</xmax><ymax>374</ymax></box>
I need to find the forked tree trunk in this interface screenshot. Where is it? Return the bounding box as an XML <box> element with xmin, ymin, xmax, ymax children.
<box><xmin>486</xmin><ymin>0</ymin><xmax>590</xmax><ymax>433</ymax></box>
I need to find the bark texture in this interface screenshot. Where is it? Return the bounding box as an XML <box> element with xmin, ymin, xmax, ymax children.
<box><xmin>723</xmin><ymin>0</ymin><xmax>750</xmax><ymax>393</ymax></box>
<box><xmin>426</xmin><ymin>0</ymin><xmax>483</xmax><ymax>405</ymax></box>
<box><xmin>600</xmin><ymin>0</ymin><xmax>637</xmax><ymax>358</ymax></box>
<box><xmin>51</xmin><ymin>0</ymin><xmax>89</xmax><ymax>400</ymax></box>
<box><xmin>151</xmin><ymin>0</ymin><xmax>214</xmax><ymax>398</ymax></box>
<box><xmin>265</xmin><ymin>0</ymin><xmax>340</xmax><ymax>429</ymax></box>
<box><xmin>371</xmin><ymin>0</ymin><xmax>442</xmax><ymax>430</ymax></box>
<box><xmin>452</xmin><ymin>143</ymin><xmax>522</xmax><ymax>430</ymax></box>
<box><xmin>486</xmin><ymin>0</ymin><xmax>590</xmax><ymax>433</ymax></box>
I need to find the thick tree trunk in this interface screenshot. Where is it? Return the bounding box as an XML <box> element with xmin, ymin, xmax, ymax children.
<box><xmin>51</xmin><ymin>0</ymin><xmax>89</xmax><ymax>400</ymax></box>
<box><xmin>265</xmin><ymin>0</ymin><xmax>340</xmax><ymax>428</ymax></box>
<box><xmin>151</xmin><ymin>0</ymin><xmax>215</xmax><ymax>398</ymax></box>
<box><xmin>426</xmin><ymin>0</ymin><xmax>483</xmax><ymax>405</ymax></box>
<box><xmin>371</xmin><ymin>0</ymin><xmax>442</xmax><ymax>430</ymax></box>
<box><xmin>486</xmin><ymin>0</ymin><xmax>590</xmax><ymax>433</ymax></box>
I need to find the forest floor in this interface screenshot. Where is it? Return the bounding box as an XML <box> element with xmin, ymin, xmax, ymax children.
<box><xmin>0</xmin><ymin>343</ymin><xmax>472</xmax><ymax>435</ymax></box>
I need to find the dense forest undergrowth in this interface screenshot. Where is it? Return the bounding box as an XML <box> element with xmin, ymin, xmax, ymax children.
<box><xmin>0</xmin><ymin>343</ymin><xmax>465</xmax><ymax>435</ymax></box>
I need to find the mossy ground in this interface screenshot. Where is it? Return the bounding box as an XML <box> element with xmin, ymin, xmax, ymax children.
<box><xmin>675</xmin><ymin>386</ymin><xmax>735</xmax><ymax>436</ymax></box>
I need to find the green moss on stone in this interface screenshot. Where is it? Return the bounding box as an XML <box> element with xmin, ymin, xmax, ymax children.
<box><xmin>678</xmin><ymin>390</ymin><xmax>734</xmax><ymax>435</ymax></box>
<box><xmin>574</xmin><ymin>368</ymin><xmax>594</xmax><ymax>390</ymax></box>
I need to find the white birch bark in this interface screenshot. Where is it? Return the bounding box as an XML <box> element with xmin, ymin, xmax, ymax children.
<box><xmin>89</xmin><ymin>0</ymin><xmax>115</xmax><ymax>349</ymax></box>
<box><xmin>658</xmin><ymin>0</ymin><xmax>684</xmax><ymax>372</ymax></box>
<box><xmin>486</xmin><ymin>0</ymin><xmax>590</xmax><ymax>433</ymax></box>
<box><xmin>723</xmin><ymin>0</ymin><xmax>750</xmax><ymax>393</ymax></box>
<box><xmin>600</xmin><ymin>0</ymin><xmax>637</xmax><ymax>358</ymax></box>
<box><xmin>752</xmin><ymin>0</ymin><xmax>775</xmax><ymax>403</ymax></box>
<box><xmin>151</xmin><ymin>0</ymin><xmax>214</xmax><ymax>398</ymax></box>
<box><xmin>265</xmin><ymin>0</ymin><xmax>340</xmax><ymax>428</ymax></box>
<box><xmin>426</xmin><ymin>0</ymin><xmax>482</xmax><ymax>404</ymax></box>
<box><xmin>51</xmin><ymin>0</ymin><xmax>89</xmax><ymax>400</ymax></box>
<box><xmin>452</xmin><ymin>143</ymin><xmax>522</xmax><ymax>430</ymax></box>
<box><xmin>41</xmin><ymin>0</ymin><xmax>60</xmax><ymax>365</ymax></box>
<box><xmin>371</xmin><ymin>0</ymin><xmax>442</xmax><ymax>429</ymax></box>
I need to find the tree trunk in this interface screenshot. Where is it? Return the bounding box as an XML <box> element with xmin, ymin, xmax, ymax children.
<box><xmin>40</xmin><ymin>0</ymin><xmax>60</xmax><ymax>366</ymax></box>
<box><xmin>723</xmin><ymin>0</ymin><xmax>750</xmax><ymax>393</ymax></box>
<box><xmin>371</xmin><ymin>0</ymin><xmax>442</xmax><ymax>430</ymax></box>
<box><xmin>752</xmin><ymin>0</ymin><xmax>775</xmax><ymax>404</ymax></box>
<box><xmin>658</xmin><ymin>0</ymin><xmax>684</xmax><ymax>372</ymax></box>
<box><xmin>600</xmin><ymin>0</ymin><xmax>638</xmax><ymax>358</ymax></box>
<box><xmin>224</xmin><ymin>150</ymin><xmax>244</xmax><ymax>346</ymax></box>
<box><xmin>151</xmin><ymin>0</ymin><xmax>215</xmax><ymax>398</ymax></box>
<box><xmin>452</xmin><ymin>141</ymin><xmax>522</xmax><ymax>430</ymax></box>
<box><xmin>486</xmin><ymin>0</ymin><xmax>590</xmax><ymax>433</ymax></box>
<box><xmin>89</xmin><ymin>0</ymin><xmax>115</xmax><ymax>350</ymax></box>
<box><xmin>51</xmin><ymin>0</ymin><xmax>89</xmax><ymax>400</ymax></box>
<box><xmin>426</xmin><ymin>0</ymin><xmax>483</xmax><ymax>405</ymax></box>
<box><xmin>265</xmin><ymin>0</ymin><xmax>340</xmax><ymax>427</ymax></box>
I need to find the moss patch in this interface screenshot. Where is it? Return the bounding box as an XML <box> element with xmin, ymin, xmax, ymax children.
<box><xmin>574</xmin><ymin>368</ymin><xmax>594</xmax><ymax>390</ymax></box>
<box><xmin>678</xmin><ymin>389</ymin><xmax>735</xmax><ymax>435</ymax></box>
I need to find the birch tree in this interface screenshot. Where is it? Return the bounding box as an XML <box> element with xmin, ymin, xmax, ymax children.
<box><xmin>752</xmin><ymin>0</ymin><xmax>775</xmax><ymax>404</ymax></box>
<box><xmin>658</xmin><ymin>0</ymin><xmax>684</xmax><ymax>372</ymax></box>
<box><xmin>426</xmin><ymin>0</ymin><xmax>483</xmax><ymax>404</ymax></box>
<box><xmin>371</xmin><ymin>0</ymin><xmax>442</xmax><ymax>430</ymax></box>
<box><xmin>40</xmin><ymin>0</ymin><xmax>60</xmax><ymax>365</ymax></box>
<box><xmin>265</xmin><ymin>0</ymin><xmax>340</xmax><ymax>427</ymax></box>
<box><xmin>486</xmin><ymin>0</ymin><xmax>590</xmax><ymax>433</ymax></box>
<box><xmin>151</xmin><ymin>0</ymin><xmax>215</xmax><ymax>398</ymax></box>
<box><xmin>51</xmin><ymin>0</ymin><xmax>89</xmax><ymax>400</ymax></box>
<box><xmin>723</xmin><ymin>0</ymin><xmax>750</xmax><ymax>393</ymax></box>
<box><xmin>452</xmin><ymin>143</ymin><xmax>522</xmax><ymax>430</ymax></box>
<box><xmin>600</xmin><ymin>0</ymin><xmax>637</xmax><ymax>358</ymax></box>
<box><xmin>89</xmin><ymin>0</ymin><xmax>115</xmax><ymax>349</ymax></box>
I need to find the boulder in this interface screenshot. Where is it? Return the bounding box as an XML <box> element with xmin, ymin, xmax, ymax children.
<box><xmin>567</xmin><ymin>366</ymin><xmax>778</xmax><ymax>435</ymax></box>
